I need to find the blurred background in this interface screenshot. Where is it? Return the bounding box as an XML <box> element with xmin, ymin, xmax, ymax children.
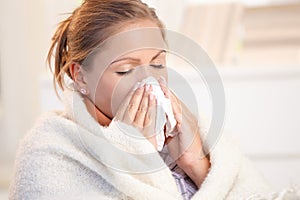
<box><xmin>0</xmin><ymin>0</ymin><xmax>300</xmax><ymax>198</ymax></box>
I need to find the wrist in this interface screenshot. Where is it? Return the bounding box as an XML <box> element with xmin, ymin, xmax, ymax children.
<box><xmin>180</xmin><ymin>155</ymin><xmax>211</xmax><ymax>188</ymax></box>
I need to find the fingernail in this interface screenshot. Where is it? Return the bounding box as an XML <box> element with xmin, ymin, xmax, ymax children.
<box><xmin>132</xmin><ymin>82</ymin><xmax>141</xmax><ymax>91</ymax></box>
<box><xmin>149</xmin><ymin>93</ymin><xmax>154</xmax><ymax>100</ymax></box>
<box><xmin>133</xmin><ymin>82</ymin><xmax>140</xmax><ymax>91</ymax></box>
<box><xmin>149</xmin><ymin>84</ymin><xmax>153</xmax><ymax>91</ymax></box>
<box><xmin>139</xmin><ymin>82</ymin><xmax>145</xmax><ymax>88</ymax></box>
<box><xmin>145</xmin><ymin>84</ymin><xmax>150</xmax><ymax>91</ymax></box>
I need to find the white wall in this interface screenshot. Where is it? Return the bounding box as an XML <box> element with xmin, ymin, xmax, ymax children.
<box><xmin>0</xmin><ymin>0</ymin><xmax>41</xmax><ymax>162</ymax></box>
<box><xmin>142</xmin><ymin>0</ymin><xmax>186</xmax><ymax>31</ymax></box>
<box><xmin>0</xmin><ymin>0</ymin><xmax>79</xmax><ymax>159</ymax></box>
<box><xmin>220</xmin><ymin>67</ymin><xmax>300</xmax><ymax>190</ymax></box>
<box><xmin>0</xmin><ymin>0</ymin><xmax>79</xmax><ymax>192</ymax></box>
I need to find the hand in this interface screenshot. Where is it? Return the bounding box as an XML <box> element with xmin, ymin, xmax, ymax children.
<box><xmin>158</xmin><ymin>77</ymin><xmax>210</xmax><ymax>188</ymax></box>
<box><xmin>114</xmin><ymin>83</ymin><xmax>158</xmax><ymax>149</ymax></box>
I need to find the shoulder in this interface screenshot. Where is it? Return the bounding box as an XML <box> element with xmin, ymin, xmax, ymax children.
<box><xmin>12</xmin><ymin>109</ymin><xmax>94</xmax><ymax>174</ymax></box>
<box><xmin>9</xmin><ymin>111</ymin><xmax>123</xmax><ymax>199</ymax></box>
<box><xmin>19</xmin><ymin>110</ymin><xmax>83</xmax><ymax>154</ymax></box>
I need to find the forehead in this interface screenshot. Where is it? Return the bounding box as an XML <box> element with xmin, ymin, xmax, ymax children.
<box><xmin>83</xmin><ymin>25</ymin><xmax>166</xmax><ymax>68</ymax></box>
<box><xmin>113</xmin><ymin>48</ymin><xmax>166</xmax><ymax>60</ymax></box>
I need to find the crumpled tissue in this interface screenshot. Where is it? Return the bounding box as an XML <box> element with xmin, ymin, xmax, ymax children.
<box><xmin>135</xmin><ymin>76</ymin><xmax>177</xmax><ymax>151</ymax></box>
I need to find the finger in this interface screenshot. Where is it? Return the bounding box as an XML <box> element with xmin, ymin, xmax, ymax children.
<box><xmin>133</xmin><ymin>84</ymin><xmax>151</xmax><ymax>128</ymax></box>
<box><xmin>123</xmin><ymin>84</ymin><xmax>145</xmax><ymax>124</ymax></box>
<box><xmin>158</xmin><ymin>79</ymin><xmax>170</xmax><ymax>99</ymax></box>
<box><xmin>143</xmin><ymin>92</ymin><xmax>157</xmax><ymax>146</ymax></box>
<box><xmin>114</xmin><ymin>82</ymin><xmax>143</xmax><ymax>121</ymax></box>
<box><xmin>169</xmin><ymin>90</ymin><xmax>182</xmax><ymax>118</ymax></box>
<box><xmin>143</xmin><ymin>90</ymin><xmax>156</xmax><ymax>128</ymax></box>
<box><xmin>170</xmin><ymin>99</ymin><xmax>183</xmax><ymax>129</ymax></box>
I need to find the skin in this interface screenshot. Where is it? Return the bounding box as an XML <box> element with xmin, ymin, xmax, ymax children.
<box><xmin>70</xmin><ymin>19</ymin><xmax>210</xmax><ymax>189</ymax></box>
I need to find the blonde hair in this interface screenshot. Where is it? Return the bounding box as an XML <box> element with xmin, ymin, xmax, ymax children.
<box><xmin>47</xmin><ymin>0</ymin><xmax>165</xmax><ymax>94</ymax></box>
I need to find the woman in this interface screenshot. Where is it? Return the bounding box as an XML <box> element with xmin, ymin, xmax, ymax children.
<box><xmin>9</xmin><ymin>0</ymin><xmax>276</xmax><ymax>199</ymax></box>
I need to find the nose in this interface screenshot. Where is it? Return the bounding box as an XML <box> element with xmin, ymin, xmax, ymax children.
<box><xmin>135</xmin><ymin>65</ymin><xmax>162</xmax><ymax>81</ymax></box>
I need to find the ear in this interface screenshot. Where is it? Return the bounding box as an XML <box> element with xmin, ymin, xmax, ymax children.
<box><xmin>70</xmin><ymin>63</ymin><xmax>89</xmax><ymax>95</ymax></box>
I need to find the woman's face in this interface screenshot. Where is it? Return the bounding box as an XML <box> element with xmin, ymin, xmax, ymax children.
<box><xmin>84</xmin><ymin>20</ymin><xmax>168</xmax><ymax>119</ymax></box>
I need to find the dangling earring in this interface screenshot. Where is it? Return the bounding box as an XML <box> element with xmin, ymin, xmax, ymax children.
<box><xmin>80</xmin><ymin>88</ymin><xmax>87</xmax><ymax>95</ymax></box>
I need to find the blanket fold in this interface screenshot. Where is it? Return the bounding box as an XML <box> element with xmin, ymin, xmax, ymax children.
<box><xmin>9</xmin><ymin>88</ymin><xmax>300</xmax><ymax>200</ymax></box>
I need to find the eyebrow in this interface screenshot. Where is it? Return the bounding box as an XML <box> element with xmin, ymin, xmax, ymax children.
<box><xmin>110</xmin><ymin>50</ymin><xmax>166</xmax><ymax>65</ymax></box>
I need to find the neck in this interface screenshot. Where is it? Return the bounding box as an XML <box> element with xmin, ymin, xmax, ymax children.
<box><xmin>83</xmin><ymin>96</ymin><xmax>112</xmax><ymax>127</ymax></box>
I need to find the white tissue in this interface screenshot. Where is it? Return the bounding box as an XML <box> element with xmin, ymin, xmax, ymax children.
<box><xmin>138</xmin><ymin>76</ymin><xmax>177</xmax><ymax>151</ymax></box>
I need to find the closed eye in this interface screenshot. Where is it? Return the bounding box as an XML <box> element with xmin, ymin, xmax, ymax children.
<box><xmin>150</xmin><ymin>64</ymin><xmax>165</xmax><ymax>69</ymax></box>
<box><xmin>115</xmin><ymin>69</ymin><xmax>134</xmax><ymax>76</ymax></box>
<box><xmin>115</xmin><ymin>64</ymin><xmax>165</xmax><ymax>76</ymax></box>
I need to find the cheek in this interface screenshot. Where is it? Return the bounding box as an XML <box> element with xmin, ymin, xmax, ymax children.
<box><xmin>110</xmin><ymin>75</ymin><xmax>137</xmax><ymax>117</ymax></box>
<box><xmin>93</xmin><ymin>72</ymin><xmax>135</xmax><ymax>118</ymax></box>
<box><xmin>94</xmin><ymin>74</ymin><xmax>118</xmax><ymax>117</ymax></box>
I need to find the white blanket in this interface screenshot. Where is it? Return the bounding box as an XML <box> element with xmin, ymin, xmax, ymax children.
<box><xmin>9</xmin><ymin>89</ymin><xmax>299</xmax><ymax>200</ymax></box>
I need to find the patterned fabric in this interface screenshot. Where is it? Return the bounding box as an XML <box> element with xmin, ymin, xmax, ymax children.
<box><xmin>159</xmin><ymin>145</ymin><xmax>198</xmax><ymax>200</ymax></box>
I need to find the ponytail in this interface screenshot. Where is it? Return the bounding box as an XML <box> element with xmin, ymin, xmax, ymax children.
<box><xmin>47</xmin><ymin>15</ymin><xmax>72</xmax><ymax>95</ymax></box>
